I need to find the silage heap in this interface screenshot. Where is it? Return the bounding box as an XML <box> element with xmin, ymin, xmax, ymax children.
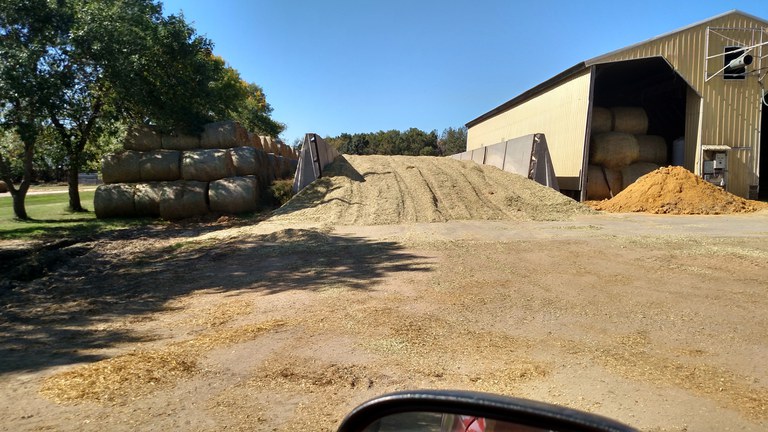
<box><xmin>593</xmin><ymin>166</ymin><xmax>768</xmax><ymax>215</ymax></box>
<box><xmin>271</xmin><ymin>155</ymin><xmax>592</xmax><ymax>225</ymax></box>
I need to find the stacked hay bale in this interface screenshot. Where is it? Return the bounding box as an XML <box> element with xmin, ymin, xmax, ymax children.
<box><xmin>95</xmin><ymin>121</ymin><xmax>298</xmax><ymax>219</ymax></box>
<box><xmin>587</xmin><ymin>106</ymin><xmax>666</xmax><ymax>200</ymax></box>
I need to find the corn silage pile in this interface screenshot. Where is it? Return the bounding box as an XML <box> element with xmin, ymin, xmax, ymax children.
<box><xmin>271</xmin><ymin>155</ymin><xmax>592</xmax><ymax>225</ymax></box>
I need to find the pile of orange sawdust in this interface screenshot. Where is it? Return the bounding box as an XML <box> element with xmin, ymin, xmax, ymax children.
<box><xmin>590</xmin><ymin>166</ymin><xmax>768</xmax><ymax>215</ymax></box>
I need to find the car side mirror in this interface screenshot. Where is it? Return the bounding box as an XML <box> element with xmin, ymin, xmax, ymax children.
<box><xmin>337</xmin><ymin>390</ymin><xmax>638</xmax><ymax>432</ymax></box>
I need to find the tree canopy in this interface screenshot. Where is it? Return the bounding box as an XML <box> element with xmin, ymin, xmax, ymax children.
<box><xmin>0</xmin><ymin>0</ymin><xmax>283</xmax><ymax>218</ymax></box>
<box><xmin>325</xmin><ymin>126</ymin><xmax>466</xmax><ymax>157</ymax></box>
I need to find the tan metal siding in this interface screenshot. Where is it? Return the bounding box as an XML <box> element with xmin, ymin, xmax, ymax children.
<box><xmin>591</xmin><ymin>12</ymin><xmax>765</xmax><ymax>196</ymax></box>
<box><xmin>467</xmin><ymin>69</ymin><xmax>592</xmax><ymax>188</ymax></box>
<box><xmin>685</xmin><ymin>87</ymin><xmax>701</xmax><ymax>171</ymax></box>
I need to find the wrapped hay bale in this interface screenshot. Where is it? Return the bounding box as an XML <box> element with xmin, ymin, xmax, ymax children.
<box><xmin>134</xmin><ymin>182</ymin><xmax>164</xmax><ymax>216</ymax></box>
<box><xmin>161</xmin><ymin>132</ymin><xmax>200</xmax><ymax>150</ymax></box>
<box><xmin>102</xmin><ymin>151</ymin><xmax>142</xmax><ymax>184</ymax></box>
<box><xmin>636</xmin><ymin>135</ymin><xmax>668</xmax><ymax>165</ymax></box>
<box><xmin>124</xmin><ymin>124</ymin><xmax>161</xmax><ymax>151</ymax></box>
<box><xmin>209</xmin><ymin>176</ymin><xmax>259</xmax><ymax>214</ymax></box>
<box><xmin>94</xmin><ymin>184</ymin><xmax>135</xmax><ymax>218</ymax></box>
<box><xmin>586</xmin><ymin>165</ymin><xmax>623</xmax><ymax>200</ymax></box>
<box><xmin>254</xmin><ymin>149</ymin><xmax>272</xmax><ymax>187</ymax></box>
<box><xmin>181</xmin><ymin>149</ymin><xmax>235</xmax><ymax>182</ymax></box>
<box><xmin>248</xmin><ymin>132</ymin><xmax>264</xmax><ymax>150</ymax></box>
<box><xmin>611</xmin><ymin>107</ymin><xmax>648</xmax><ymax>135</ymax></box>
<box><xmin>262</xmin><ymin>136</ymin><xmax>276</xmax><ymax>154</ymax></box>
<box><xmin>591</xmin><ymin>106</ymin><xmax>612</xmax><ymax>134</ymax></box>
<box><xmin>230</xmin><ymin>146</ymin><xmax>258</xmax><ymax>176</ymax></box>
<box><xmin>622</xmin><ymin>162</ymin><xmax>659</xmax><ymax>190</ymax></box>
<box><xmin>200</xmin><ymin>121</ymin><xmax>248</xmax><ymax>149</ymax></box>
<box><xmin>590</xmin><ymin>132</ymin><xmax>639</xmax><ymax>170</ymax></box>
<box><xmin>158</xmin><ymin>181</ymin><xmax>209</xmax><ymax>220</ymax></box>
<box><xmin>139</xmin><ymin>150</ymin><xmax>181</xmax><ymax>181</ymax></box>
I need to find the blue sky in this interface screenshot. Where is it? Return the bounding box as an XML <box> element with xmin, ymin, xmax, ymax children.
<box><xmin>160</xmin><ymin>1</ymin><xmax>767</xmax><ymax>144</ymax></box>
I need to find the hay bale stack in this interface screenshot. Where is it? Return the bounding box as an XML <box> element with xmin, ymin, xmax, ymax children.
<box><xmin>248</xmin><ymin>132</ymin><xmax>264</xmax><ymax>150</ymax></box>
<box><xmin>209</xmin><ymin>176</ymin><xmax>259</xmax><ymax>214</ymax></box>
<box><xmin>200</xmin><ymin>121</ymin><xmax>248</xmax><ymax>149</ymax></box>
<box><xmin>591</xmin><ymin>106</ymin><xmax>612</xmax><ymax>134</ymax></box>
<box><xmin>139</xmin><ymin>150</ymin><xmax>181</xmax><ymax>181</ymax></box>
<box><xmin>94</xmin><ymin>184</ymin><xmax>135</xmax><ymax>218</ymax></box>
<box><xmin>102</xmin><ymin>151</ymin><xmax>142</xmax><ymax>184</ymax></box>
<box><xmin>611</xmin><ymin>107</ymin><xmax>648</xmax><ymax>135</ymax></box>
<box><xmin>287</xmin><ymin>158</ymin><xmax>298</xmax><ymax>176</ymax></box>
<box><xmin>181</xmin><ymin>149</ymin><xmax>235</xmax><ymax>182</ymax></box>
<box><xmin>636</xmin><ymin>135</ymin><xmax>668</xmax><ymax>165</ymax></box>
<box><xmin>134</xmin><ymin>182</ymin><xmax>164</xmax><ymax>216</ymax></box>
<box><xmin>254</xmin><ymin>149</ymin><xmax>272</xmax><ymax>187</ymax></box>
<box><xmin>586</xmin><ymin>165</ymin><xmax>623</xmax><ymax>200</ymax></box>
<box><xmin>162</xmin><ymin>132</ymin><xmax>200</xmax><ymax>150</ymax></box>
<box><xmin>262</xmin><ymin>136</ymin><xmax>275</xmax><ymax>154</ymax></box>
<box><xmin>267</xmin><ymin>153</ymin><xmax>280</xmax><ymax>180</ymax></box>
<box><xmin>230</xmin><ymin>146</ymin><xmax>259</xmax><ymax>176</ymax></box>
<box><xmin>622</xmin><ymin>162</ymin><xmax>660</xmax><ymax>189</ymax></box>
<box><xmin>158</xmin><ymin>181</ymin><xmax>209</xmax><ymax>220</ymax></box>
<box><xmin>124</xmin><ymin>125</ymin><xmax>161</xmax><ymax>151</ymax></box>
<box><xmin>590</xmin><ymin>132</ymin><xmax>639</xmax><ymax>170</ymax></box>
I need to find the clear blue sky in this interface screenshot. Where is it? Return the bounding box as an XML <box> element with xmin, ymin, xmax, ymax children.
<box><xmin>160</xmin><ymin>1</ymin><xmax>766</xmax><ymax>144</ymax></box>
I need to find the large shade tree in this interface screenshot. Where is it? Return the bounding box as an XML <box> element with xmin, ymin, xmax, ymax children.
<box><xmin>1</xmin><ymin>0</ymin><xmax>279</xmax><ymax>218</ymax></box>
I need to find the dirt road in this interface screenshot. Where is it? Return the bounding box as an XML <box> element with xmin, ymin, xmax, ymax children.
<box><xmin>1</xmin><ymin>211</ymin><xmax>767</xmax><ymax>431</ymax></box>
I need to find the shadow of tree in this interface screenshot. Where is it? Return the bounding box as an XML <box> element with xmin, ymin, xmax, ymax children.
<box><xmin>0</xmin><ymin>226</ymin><xmax>432</xmax><ymax>374</ymax></box>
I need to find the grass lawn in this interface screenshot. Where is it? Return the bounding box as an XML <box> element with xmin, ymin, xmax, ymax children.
<box><xmin>0</xmin><ymin>190</ymin><xmax>143</xmax><ymax>240</ymax></box>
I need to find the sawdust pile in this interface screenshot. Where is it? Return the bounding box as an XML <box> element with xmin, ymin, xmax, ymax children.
<box><xmin>592</xmin><ymin>166</ymin><xmax>768</xmax><ymax>214</ymax></box>
<box><xmin>272</xmin><ymin>155</ymin><xmax>592</xmax><ymax>225</ymax></box>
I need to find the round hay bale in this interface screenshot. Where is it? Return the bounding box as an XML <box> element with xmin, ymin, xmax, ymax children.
<box><xmin>0</xmin><ymin>180</ymin><xmax>8</xmax><ymax>193</ymax></box>
<box><xmin>181</xmin><ymin>149</ymin><xmax>235</xmax><ymax>182</ymax></box>
<box><xmin>591</xmin><ymin>106</ymin><xmax>612</xmax><ymax>134</ymax></box>
<box><xmin>586</xmin><ymin>165</ymin><xmax>624</xmax><ymax>200</ymax></box>
<box><xmin>139</xmin><ymin>150</ymin><xmax>181</xmax><ymax>182</ymax></box>
<box><xmin>134</xmin><ymin>182</ymin><xmax>164</xmax><ymax>217</ymax></box>
<box><xmin>622</xmin><ymin>162</ymin><xmax>660</xmax><ymax>190</ymax></box>
<box><xmin>636</xmin><ymin>135</ymin><xmax>668</xmax><ymax>165</ymax></box>
<box><xmin>287</xmin><ymin>158</ymin><xmax>298</xmax><ymax>176</ymax></box>
<box><xmin>158</xmin><ymin>181</ymin><xmax>209</xmax><ymax>220</ymax></box>
<box><xmin>230</xmin><ymin>146</ymin><xmax>258</xmax><ymax>176</ymax></box>
<box><xmin>267</xmin><ymin>153</ymin><xmax>279</xmax><ymax>180</ymax></box>
<box><xmin>254</xmin><ymin>149</ymin><xmax>272</xmax><ymax>187</ymax></box>
<box><xmin>101</xmin><ymin>151</ymin><xmax>142</xmax><ymax>184</ymax></box>
<box><xmin>209</xmin><ymin>176</ymin><xmax>258</xmax><ymax>214</ymax></box>
<box><xmin>94</xmin><ymin>184</ymin><xmax>135</xmax><ymax>218</ymax></box>
<box><xmin>248</xmin><ymin>132</ymin><xmax>264</xmax><ymax>150</ymax></box>
<box><xmin>611</xmin><ymin>107</ymin><xmax>648</xmax><ymax>134</ymax></box>
<box><xmin>590</xmin><ymin>132</ymin><xmax>639</xmax><ymax>170</ymax></box>
<box><xmin>200</xmin><ymin>121</ymin><xmax>248</xmax><ymax>149</ymax></box>
<box><xmin>262</xmin><ymin>136</ymin><xmax>276</xmax><ymax>154</ymax></box>
<box><xmin>124</xmin><ymin>125</ymin><xmax>161</xmax><ymax>151</ymax></box>
<box><xmin>161</xmin><ymin>133</ymin><xmax>200</xmax><ymax>150</ymax></box>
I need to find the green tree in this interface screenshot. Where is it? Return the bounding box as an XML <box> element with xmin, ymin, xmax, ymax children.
<box><xmin>438</xmin><ymin>126</ymin><xmax>467</xmax><ymax>156</ymax></box>
<box><xmin>229</xmin><ymin>81</ymin><xmax>285</xmax><ymax>137</ymax></box>
<box><xmin>0</xmin><ymin>0</ymin><xmax>64</xmax><ymax>219</ymax></box>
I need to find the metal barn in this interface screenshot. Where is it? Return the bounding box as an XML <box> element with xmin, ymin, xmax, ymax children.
<box><xmin>466</xmin><ymin>10</ymin><xmax>768</xmax><ymax>200</ymax></box>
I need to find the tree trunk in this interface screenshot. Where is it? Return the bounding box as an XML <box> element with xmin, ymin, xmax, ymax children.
<box><xmin>3</xmin><ymin>143</ymin><xmax>34</xmax><ymax>220</ymax></box>
<box><xmin>67</xmin><ymin>166</ymin><xmax>83</xmax><ymax>212</ymax></box>
<box><xmin>11</xmin><ymin>186</ymin><xmax>29</xmax><ymax>220</ymax></box>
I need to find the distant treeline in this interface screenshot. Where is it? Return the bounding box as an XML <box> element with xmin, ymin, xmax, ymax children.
<box><xmin>324</xmin><ymin>127</ymin><xmax>467</xmax><ymax>156</ymax></box>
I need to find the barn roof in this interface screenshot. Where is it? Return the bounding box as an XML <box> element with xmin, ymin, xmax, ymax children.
<box><xmin>466</xmin><ymin>10</ymin><xmax>768</xmax><ymax>128</ymax></box>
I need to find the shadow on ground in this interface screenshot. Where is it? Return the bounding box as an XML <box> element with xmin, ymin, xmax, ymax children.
<box><xmin>0</xmin><ymin>225</ymin><xmax>432</xmax><ymax>374</ymax></box>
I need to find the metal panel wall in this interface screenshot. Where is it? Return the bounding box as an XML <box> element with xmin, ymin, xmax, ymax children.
<box><xmin>467</xmin><ymin>69</ymin><xmax>592</xmax><ymax>189</ymax></box>
<box><xmin>588</xmin><ymin>11</ymin><xmax>765</xmax><ymax>197</ymax></box>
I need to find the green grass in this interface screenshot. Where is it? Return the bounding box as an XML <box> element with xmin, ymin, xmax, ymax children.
<box><xmin>0</xmin><ymin>190</ymin><xmax>145</xmax><ymax>240</ymax></box>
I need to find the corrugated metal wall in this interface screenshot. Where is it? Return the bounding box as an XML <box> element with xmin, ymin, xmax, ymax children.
<box><xmin>467</xmin><ymin>69</ymin><xmax>592</xmax><ymax>190</ymax></box>
<box><xmin>589</xmin><ymin>12</ymin><xmax>765</xmax><ymax>197</ymax></box>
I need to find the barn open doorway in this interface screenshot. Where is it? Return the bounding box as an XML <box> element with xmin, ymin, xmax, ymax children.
<box><xmin>586</xmin><ymin>57</ymin><xmax>690</xmax><ymax>200</ymax></box>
